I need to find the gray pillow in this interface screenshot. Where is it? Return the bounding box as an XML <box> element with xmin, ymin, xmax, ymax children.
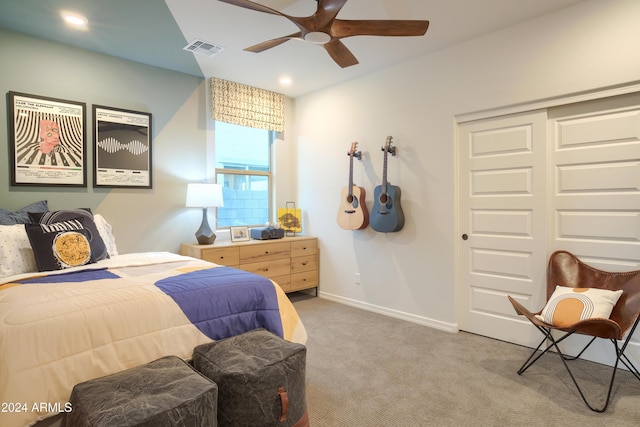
<box><xmin>0</xmin><ymin>200</ymin><xmax>49</xmax><ymax>225</ymax></box>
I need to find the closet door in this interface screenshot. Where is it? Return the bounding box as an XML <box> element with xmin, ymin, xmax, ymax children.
<box><xmin>458</xmin><ymin>110</ymin><xmax>548</xmax><ymax>345</ymax></box>
<box><xmin>458</xmin><ymin>92</ymin><xmax>640</xmax><ymax>362</ymax></box>
<box><xmin>548</xmin><ymin>94</ymin><xmax>640</xmax><ymax>364</ymax></box>
<box><xmin>548</xmin><ymin>93</ymin><xmax>640</xmax><ymax>265</ymax></box>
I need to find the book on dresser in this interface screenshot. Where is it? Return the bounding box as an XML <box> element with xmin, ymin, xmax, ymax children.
<box><xmin>180</xmin><ymin>236</ymin><xmax>318</xmax><ymax>294</ymax></box>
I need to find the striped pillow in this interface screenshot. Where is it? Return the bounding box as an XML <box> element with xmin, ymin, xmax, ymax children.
<box><xmin>535</xmin><ymin>286</ymin><xmax>623</xmax><ymax>327</ymax></box>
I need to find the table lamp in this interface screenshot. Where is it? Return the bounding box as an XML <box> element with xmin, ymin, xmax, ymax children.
<box><xmin>186</xmin><ymin>183</ymin><xmax>224</xmax><ymax>244</ymax></box>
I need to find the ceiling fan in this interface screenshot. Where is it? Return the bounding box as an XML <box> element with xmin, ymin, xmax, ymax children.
<box><xmin>218</xmin><ymin>0</ymin><xmax>429</xmax><ymax>68</ymax></box>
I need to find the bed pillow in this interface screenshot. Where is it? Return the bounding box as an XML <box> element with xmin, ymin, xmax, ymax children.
<box><xmin>25</xmin><ymin>218</ymin><xmax>99</xmax><ymax>272</ymax></box>
<box><xmin>535</xmin><ymin>286</ymin><xmax>623</xmax><ymax>328</ymax></box>
<box><xmin>0</xmin><ymin>200</ymin><xmax>48</xmax><ymax>225</ymax></box>
<box><xmin>29</xmin><ymin>209</ymin><xmax>109</xmax><ymax>261</ymax></box>
<box><xmin>0</xmin><ymin>224</ymin><xmax>38</xmax><ymax>278</ymax></box>
<box><xmin>93</xmin><ymin>214</ymin><xmax>119</xmax><ymax>256</ymax></box>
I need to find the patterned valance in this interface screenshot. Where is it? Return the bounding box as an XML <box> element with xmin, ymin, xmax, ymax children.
<box><xmin>209</xmin><ymin>77</ymin><xmax>285</xmax><ymax>133</ymax></box>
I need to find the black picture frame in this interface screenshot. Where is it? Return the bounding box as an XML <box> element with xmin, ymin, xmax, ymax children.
<box><xmin>8</xmin><ymin>91</ymin><xmax>87</xmax><ymax>187</ymax></box>
<box><xmin>93</xmin><ymin>105</ymin><xmax>152</xmax><ymax>189</ymax></box>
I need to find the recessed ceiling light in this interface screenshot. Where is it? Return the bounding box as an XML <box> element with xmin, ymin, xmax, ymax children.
<box><xmin>279</xmin><ymin>76</ymin><xmax>293</xmax><ymax>86</ymax></box>
<box><xmin>61</xmin><ymin>10</ymin><xmax>89</xmax><ymax>31</ymax></box>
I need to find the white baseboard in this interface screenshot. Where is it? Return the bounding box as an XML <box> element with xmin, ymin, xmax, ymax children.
<box><xmin>318</xmin><ymin>291</ymin><xmax>459</xmax><ymax>333</ymax></box>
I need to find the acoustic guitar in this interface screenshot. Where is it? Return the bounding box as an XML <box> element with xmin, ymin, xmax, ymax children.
<box><xmin>370</xmin><ymin>136</ymin><xmax>405</xmax><ymax>232</ymax></box>
<box><xmin>337</xmin><ymin>142</ymin><xmax>369</xmax><ymax>230</ymax></box>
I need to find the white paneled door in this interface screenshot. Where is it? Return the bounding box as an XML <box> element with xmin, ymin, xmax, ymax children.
<box><xmin>548</xmin><ymin>94</ymin><xmax>640</xmax><ymax>266</ymax></box>
<box><xmin>458</xmin><ymin>92</ymin><xmax>640</xmax><ymax>360</ymax></box>
<box><xmin>458</xmin><ymin>110</ymin><xmax>548</xmax><ymax>346</ymax></box>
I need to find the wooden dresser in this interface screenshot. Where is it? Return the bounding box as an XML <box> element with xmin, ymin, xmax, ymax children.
<box><xmin>180</xmin><ymin>236</ymin><xmax>318</xmax><ymax>293</ymax></box>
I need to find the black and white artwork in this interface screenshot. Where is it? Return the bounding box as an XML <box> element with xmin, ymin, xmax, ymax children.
<box><xmin>8</xmin><ymin>91</ymin><xmax>87</xmax><ymax>186</ymax></box>
<box><xmin>93</xmin><ymin>105</ymin><xmax>152</xmax><ymax>188</ymax></box>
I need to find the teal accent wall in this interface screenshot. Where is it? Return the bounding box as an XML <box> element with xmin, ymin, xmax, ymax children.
<box><xmin>0</xmin><ymin>29</ymin><xmax>208</xmax><ymax>253</ymax></box>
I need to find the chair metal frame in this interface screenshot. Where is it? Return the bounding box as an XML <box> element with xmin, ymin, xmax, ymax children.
<box><xmin>508</xmin><ymin>250</ymin><xmax>640</xmax><ymax>412</ymax></box>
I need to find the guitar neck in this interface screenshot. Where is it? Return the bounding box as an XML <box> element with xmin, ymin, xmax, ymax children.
<box><xmin>380</xmin><ymin>136</ymin><xmax>395</xmax><ymax>193</ymax></box>
<box><xmin>381</xmin><ymin>147</ymin><xmax>389</xmax><ymax>193</ymax></box>
<box><xmin>347</xmin><ymin>153</ymin><xmax>354</xmax><ymax>196</ymax></box>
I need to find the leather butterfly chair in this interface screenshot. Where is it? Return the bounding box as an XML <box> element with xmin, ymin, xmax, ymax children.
<box><xmin>508</xmin><ymin>250</ymin><xmax>640</xmax><ymax>412</ymax></box>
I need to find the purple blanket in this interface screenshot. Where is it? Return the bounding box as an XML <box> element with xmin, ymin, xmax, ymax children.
<box><xmin>155</xmin><ymin>267</ymin><xmax>284</xmax><ymax>340</ymax></box>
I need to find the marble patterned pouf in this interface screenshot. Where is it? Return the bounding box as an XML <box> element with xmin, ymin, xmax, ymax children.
<box><xmin>192</xmin><ymin>328</ymin><xmax>309</xmax><ymax>427</ymax></box>
<box><xmin>67</xmin><ymin>355</ymin><xmax>218</xmax><ymax>427</ymax></box>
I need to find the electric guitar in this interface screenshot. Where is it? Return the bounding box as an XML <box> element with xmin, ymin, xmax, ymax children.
<box><xmin>337</xmin><ymin>142</ymin><xmax>369</xmax><ymax>230</ymax></box>
<box><xmin>370</xmin><ymin>136</ymin><xmax>405</xmax><ymax>232</ymax></box>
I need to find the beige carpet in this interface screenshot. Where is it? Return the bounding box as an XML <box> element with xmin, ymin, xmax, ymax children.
<box><xmin>290</xmin><ymin>294</ymin><xmax>640</xmax><ymax>427</ymax></box>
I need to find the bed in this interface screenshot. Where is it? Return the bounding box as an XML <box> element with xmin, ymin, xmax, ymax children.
<box><xmin>0</xmin><ymin>203</ymin><xmax>307</xmax><ymax>427</ymax></box>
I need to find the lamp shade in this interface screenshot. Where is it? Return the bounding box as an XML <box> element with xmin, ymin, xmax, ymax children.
<box><xmin>186</xmin><ymin>183</ymin><xmax>224</xmax><ymax>208</ymax></box>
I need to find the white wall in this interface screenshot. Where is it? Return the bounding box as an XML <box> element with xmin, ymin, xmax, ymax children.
<box><xmin>294</xmin><ymin>0</ymin><xmax>640</xmax><ymax>329</ymax></box>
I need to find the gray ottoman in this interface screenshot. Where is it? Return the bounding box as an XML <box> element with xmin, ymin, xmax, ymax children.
<box><xmin>192</xmin><ymin>329</ymin><xmax>309</xmax><ymax>427</ymax></box>
<box><xmin>67</xmin><ymin>355</ymin><xmax>218</xmax><ymax>427</ymax></box>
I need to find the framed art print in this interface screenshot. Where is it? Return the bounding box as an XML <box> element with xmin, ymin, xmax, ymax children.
<box><xmin>8</xmin><ymin>91</ymin><xmax>87</xmax><ymax>186</ymax></box>
<box><xmin>277</xmin><ymin>207</ymin><xmax>302</xmax><ymax>233</ymax></box>
<box><xmin>230</xmin><ymin>226</ymin><xmax>250</xmax><ymax>242</ymax></box>
<box><xmin>93</xmin><ymin>105</ymin><xmax>152</xmax><ymax>188</ymax></box>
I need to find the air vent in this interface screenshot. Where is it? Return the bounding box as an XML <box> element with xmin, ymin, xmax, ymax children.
<box><xmin>183</xmin><ymin>39</ymin><xmax>224</xmax><ymax>57</ymax></box>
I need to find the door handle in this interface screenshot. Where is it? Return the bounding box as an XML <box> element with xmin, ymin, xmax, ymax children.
<box><xmin>461</xmin><ymin>234</ymin><xmax>468</xmax><ymax>240</ymax></box>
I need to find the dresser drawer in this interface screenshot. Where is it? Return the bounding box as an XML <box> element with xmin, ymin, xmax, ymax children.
<box><xmin>198</xmin><ymin>247</ymin><xmax>239</xmax><ymax>266</ymax></box>
<box><xmin>291</xmin><ymin>239</ymin><xmax>317</xmax><ymax>258</ymax></box>
<box><xmin>291</xmin><ymin>254</ymin><xmax>317</xmax><ymax>274</ymax></box>
<box><xmin>242</xmin><ymin>258</ymin><xmax>291</xmax><ymax>279</ymax></box>
<box><xmin>290</xmin><ymin>270</ymin><xmax>318</xmax><ymax>292</ymax></box>
<box><xmin>240</xmin><ymin>241</ymin><xmax>290</xmax><ymax>263</ymax></box>
<box><xmin>272</xmin><ymin>274</ymin><xmax>292</xmax><ymax>292</ymax></box>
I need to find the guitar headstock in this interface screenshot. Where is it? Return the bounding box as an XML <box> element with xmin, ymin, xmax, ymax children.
<box><xmin>381</xmin><ymin>136</ymin><xmax>396</xmax><ymax>156</ymax></box>
<box><xmin>348</xmin><ymin>142</ymin><xmax>362</xmax><ymax>160</ymax></box>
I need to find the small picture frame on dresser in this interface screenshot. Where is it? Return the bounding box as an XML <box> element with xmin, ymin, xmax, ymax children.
<box><xmin>230</xmin><ymin>226</ymin><xmax>249</xmax><ymax>242</ymax></box>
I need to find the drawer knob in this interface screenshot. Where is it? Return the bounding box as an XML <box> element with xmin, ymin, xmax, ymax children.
<box><xmin>302</xmin><ymin>262</ymin><xmax>308</xmax><ymax>266</ymax></box>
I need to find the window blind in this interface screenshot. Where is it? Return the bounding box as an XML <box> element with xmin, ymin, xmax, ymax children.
<box><xmin>209</xmin><ymin>77</ymin><xmax>285</xmax><ymax>133</ymax></box>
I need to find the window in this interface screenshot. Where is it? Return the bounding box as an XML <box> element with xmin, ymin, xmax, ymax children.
<box><xmin>215</xmin><ymin>121</ymin><xmax>272</xmax><ymax>228</ymax></box>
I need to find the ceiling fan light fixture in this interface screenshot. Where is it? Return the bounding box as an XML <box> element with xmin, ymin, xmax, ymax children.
<box><xmin>304</xmin><ymin>31</ymin><xmax>331</xmax><ymax>45</ymax></box>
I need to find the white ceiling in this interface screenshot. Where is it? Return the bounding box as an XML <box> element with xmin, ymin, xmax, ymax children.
<box><xmin>0</xmin><ymin>0</ymin><xmax>586</xmax><ymax>97</ymax></box>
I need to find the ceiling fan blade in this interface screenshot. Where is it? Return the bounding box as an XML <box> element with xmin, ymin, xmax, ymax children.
<box><xmin>218</xmin><ymin>0</ymin><xmax>284</xmax><ymax>17</ymax></box>
<box><xmin>323</xmin><ymin>39</ymin><xmax>359</xmax><ymax>68</ymax></box>
<box><xmin>332</xmin><ymin>19</ymin><xmax>429</xmax><ymax>38</ymax></box>
<box><xmin>315</xmin><ymin>0</ymin><xmax>349</xmax><ymax>28</ymax></box>
<box><xmin>244</xmin><ymin>32</ymin><xmax>302</xmax><ymax>53</ymax></box>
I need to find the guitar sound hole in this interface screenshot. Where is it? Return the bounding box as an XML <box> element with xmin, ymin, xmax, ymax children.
<box><xmin>379</xmin><ymin>194</ymin><xmax>388</xmax><ymax>204</ymax></box>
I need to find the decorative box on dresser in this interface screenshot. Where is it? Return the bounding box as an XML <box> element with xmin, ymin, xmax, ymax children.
<box><xmin>180</xmin><ymin>236</ymin><xmax>318</xmax><ymax>294</ymax></box>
